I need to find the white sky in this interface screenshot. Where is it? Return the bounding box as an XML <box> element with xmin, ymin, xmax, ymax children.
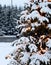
<box><xmin>0</xmin><ymin>0</ymin><xmax>29</xmax><ymax>7</ymax></box>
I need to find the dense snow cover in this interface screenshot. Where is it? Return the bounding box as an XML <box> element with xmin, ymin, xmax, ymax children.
<box><xmin>20</xmin><ymin>10</ymin><xmax>29</xmax><ymax>15</ymax></box>
<box><xmin>6</xmin><ymin>36</ymin><xmax>51</xmax><ymax>65</ymax></box>
<box><xmin>25</xmin><ymin>11</ymin><xmax>40</xmax><ymax>20</ymax></box>
<box><xmin>10</xmin><ymin>1</ymin><xmax>51</xmax><ymax>65</ymax></box>
<box><xmin>0</xmin><ymin>38</ymin><xmax>51</xmax><ymax>65</ymax></box>
<box><xmin>0</xmin><ymin>1</ymin><xmax>51</xmax><ymax>65</ymax></box>
<box><xmin>40</xmin><ymin>6</ymin><xmax>51</xmax><ymax>14</ymax></box>
<box><xmin>20</xmin><ymin>2</ymin><xmax>51</xmax><ymax>24</ymax></box>
<box><xmin>0</xmin><ymin>42</ymin><xmax>16</xmax><ymax>65</ymax></box>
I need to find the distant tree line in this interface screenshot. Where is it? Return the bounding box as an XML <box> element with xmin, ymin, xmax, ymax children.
<box><xmin>0</xmin><ymin>4</ymin><xmax>23</xmax><ymax>35</ymax></box>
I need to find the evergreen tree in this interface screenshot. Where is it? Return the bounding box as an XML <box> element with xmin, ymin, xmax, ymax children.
<box><xmin>7</xmin><ymin>1</ymin><xmax>51</xmax><ymax>65</ymax></box>
<box><xmin>0</xmin><ymin>5</ymin><xmax>23</xmax><ymax>35</ymax></box>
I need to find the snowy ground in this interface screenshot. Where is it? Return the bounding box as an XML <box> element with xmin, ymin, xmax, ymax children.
<box><xmin>0</xmin><ymin>42</ymin><xmax>15</xmax><ymax>65</ymax></box>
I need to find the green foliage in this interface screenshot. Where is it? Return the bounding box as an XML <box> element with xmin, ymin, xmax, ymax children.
<box><xmin>0</xmin><ymin>5</ymin><xmax>23</xmax><ymax>35</ymax></box>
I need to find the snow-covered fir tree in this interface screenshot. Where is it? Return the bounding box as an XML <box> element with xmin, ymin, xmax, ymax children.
<box><xmin>6</xmin><ymin>0</ymin><xmax>51</xmax><ymax>65</ymax></box>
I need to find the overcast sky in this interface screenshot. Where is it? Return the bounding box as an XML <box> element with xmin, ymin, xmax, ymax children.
<box><xmin>0</xmin><ymin>0</ymin><xmax>29</xmax><ymax>7</ymax></box>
